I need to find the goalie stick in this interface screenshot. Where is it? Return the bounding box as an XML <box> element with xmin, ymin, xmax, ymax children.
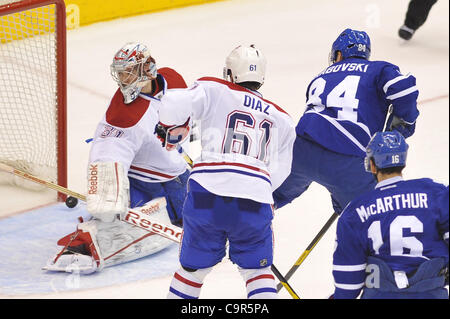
<box><xmin>0</xmin><ymin>162</ymin><xmax>182</xmax><ymax>243</ymax></box>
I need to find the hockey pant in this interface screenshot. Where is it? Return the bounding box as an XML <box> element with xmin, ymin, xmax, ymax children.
<box><xmin>167</xmin><ymin>179</ymin><xmax>277</xmax><ymax>299</ymax></box>
<box><xmin>273</xmin><ymin>135</ymin><xmax>377</xmax><ymax>214</ymax></box>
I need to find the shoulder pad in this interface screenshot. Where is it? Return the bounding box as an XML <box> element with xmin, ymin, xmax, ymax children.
<box><xmin>158</xmin><ymin>67</ymin><xmax>187</xmax><ymax>89</ymax></box>
<box><xmin>105</xmin><ymin>89</ymin><xmax>151</xmax><ymax>128</ymax></box>
<box><xmin>196</xmin><ymin>77</ymin><xmax>291</xmax><ymax>117</ymax></box>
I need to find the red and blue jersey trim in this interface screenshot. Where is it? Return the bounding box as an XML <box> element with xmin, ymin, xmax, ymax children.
<box><xmin>191</xmin><ymin>161</ymin><xmax>271</xmax><ymax>185</ymax></box>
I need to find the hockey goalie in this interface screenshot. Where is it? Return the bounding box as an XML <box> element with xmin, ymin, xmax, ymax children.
<box><xmin>43</xmin><ymin>42</ymin><xmax>190</xmax><ymax>274</ymax></box>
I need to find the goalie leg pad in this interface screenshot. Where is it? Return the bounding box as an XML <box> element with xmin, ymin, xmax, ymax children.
<box><xmin>86</xmin><ymin>161</ymin><xmax>129</xmax><ymax>222</ymax></box>
<box><xmin>44</xmin><ymin>224</ymin><xmax>102</xmax><ymax>274</ymax></box>
<box><xmin>98</xmin><ymin>218</ymin><xmax>173</xmax><ymax>268</ymax></box>
<box><xmin>45</xmin><ymin>198</ymin><xmax>173</xmax><ymax>274</ymax></box>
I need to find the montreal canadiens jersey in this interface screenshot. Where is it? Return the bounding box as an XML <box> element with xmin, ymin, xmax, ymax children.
<box><xmin>296</xmin><ymin>58</ymin><xmax>420</xmax><ymax>157</ymax></box>
<box><xmin>333</xmin><ymin>176</ymin><xmax>449</xmax><ymax>298</ymax></box>
<box><xmin>89</xmin><ymin>68</ymin><xmax>188</xmax><ymax>183</ymax></box>
<box><xmin>159</xmin><ymin>77</ymin><xmax>296</xmax><ymax>204</ymax></box>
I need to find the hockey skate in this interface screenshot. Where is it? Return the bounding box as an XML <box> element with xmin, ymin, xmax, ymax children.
<box><xmin>43</xmin><ymin>251</ymin><xmax>98</xmax><ymax>275</ymax></box>
<box><xmin>398</xmin><ymin>25</ymin><xmax>415</xmax><ymax>40</ymax></box>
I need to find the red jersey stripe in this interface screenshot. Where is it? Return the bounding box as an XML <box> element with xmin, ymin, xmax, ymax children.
<box><xmin>193</xmin><ymin>162</ymin><xmax>270</xmax><ymax>177</ymax></box>
<box><xmin>129</xmin><ymin>165</ymin><xmax>176</xmax><ymax>179</ymax></box>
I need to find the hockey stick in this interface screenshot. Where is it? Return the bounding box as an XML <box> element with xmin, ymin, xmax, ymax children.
<box><xmin>0</xmin><ymin>162</ymin><xmax>182</xmax><ymax>243</ymax></box>
<box><xmin>176</xmin><ymin>144</ymin><xmax>194</xmax><ymax>168</ymax></box>
<box><xmin>176</xmin><ymin>146</ymin><xmax>300</xmax><ymax>299</ymax></box>
<box><xmin>382</xmin><ymin>104</ymin><xmax>394</xmax><ymax>132</ymax></box>
<box><xmin>276</xmin><ymin>104</ymin><xmax>395</xmax><ymax>293</ymax></box>
<box><xmin>276</xmin><ymin>212</ymin><xmax>339</xmax><ymax>292</ymax></box>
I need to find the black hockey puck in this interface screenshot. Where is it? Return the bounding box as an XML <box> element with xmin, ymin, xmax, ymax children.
<box><xmin>65</xmin><ymin>196</ymin><xmax>78</xmax><ymax>208</ymax></box>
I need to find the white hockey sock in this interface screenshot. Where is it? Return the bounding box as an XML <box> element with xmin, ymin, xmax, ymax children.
<box><xmin>239</xmin><ymin>266</ymin><xmax>278</xmax><ymax>299</ymax></box>
<box><xmin>167</xmin><ymin>267</ymin><xmax>211</xmax><ymax>299</ymax></box>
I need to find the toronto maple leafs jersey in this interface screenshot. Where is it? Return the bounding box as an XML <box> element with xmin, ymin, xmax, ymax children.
<box><xmin>296</xmin><ymin>58</ymin><xmax>420</xmax><ymax>157</ymax></box>
<box><xmin>332</xmin><ymin>176</ymin><xmax>449</xmax><ymax>298</ymax></box>
<box><xmin>89</xmin><ymin>68</ymin><xmax>188</xmax><ymax>183</ymax></box>
<box><xmin>159</xmin><ymin>77</ymin><xmax>296</xmax><ymax>204</ymax></box>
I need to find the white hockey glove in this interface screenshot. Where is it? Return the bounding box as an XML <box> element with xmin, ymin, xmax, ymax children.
<box><xmin>86</xmin><ymin>162</ymin><xmax>129</xmax><ymax>222</ymax></box>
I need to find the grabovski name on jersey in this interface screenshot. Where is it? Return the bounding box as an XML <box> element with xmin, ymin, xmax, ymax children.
<box><xmin>296</xmin><ymin>58</ymin><xmax>420</xmax><ymax>157</ymax></box>
<box><xmin>319</xmin><ymin>62</ymin><xmax>369</xmax><ymax>75</ymax></box>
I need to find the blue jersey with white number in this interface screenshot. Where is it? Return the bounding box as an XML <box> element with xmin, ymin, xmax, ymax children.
<box><xmin>296</xmin><ymin>58</ymin><xmax>420</xmax><ymax>157</ymax></box>
<box><xmin>333</xmin><ymin>176</ymin><xmax>449</xmax><ymax>298</ymax></box>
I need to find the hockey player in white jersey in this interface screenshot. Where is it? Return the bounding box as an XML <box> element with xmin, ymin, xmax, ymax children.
<box><xmin>44</xmin><ymin>42</ymin><xmax>190</xmax><ymax>274</ymax></box>
<box><xmin>156</xmin><ymin>45</ymin><xmax>296</xmax><ymax>299</ymax></box>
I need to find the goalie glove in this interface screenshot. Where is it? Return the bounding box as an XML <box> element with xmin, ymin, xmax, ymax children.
<box><xmin>86</xmin><ymin>162</ymin><xmax>129</xmax><ymax>222</ymax></box>
<box><xmin>154</xmin><ymin>117</ymin><xmax>191</xmax><ymax>151</ymax></box>
<box><xmin>389</xmin><ymin>115</ymin><xmax>416</xmax><ymax>138</ymax></box>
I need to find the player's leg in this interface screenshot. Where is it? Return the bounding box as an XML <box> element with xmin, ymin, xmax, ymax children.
<box><xmin>399</xmin><ymin>0</ymin><xmax>438</xmax><ymax>40</ymax></box>
<box><xmin>273</xmin><ymin>136</ymin><xmax>313</xmax><ymax>209</ymax></box>
<box><xmin>161</xmin><ymin>169</ymin><xmax>190</xmax><ymax>227</ymax></box>
<box><xmin>227</xmin><ymin>198</ymin><xmax>277</xmax><ymax>299</ymax></box>
<box><xmin>315</xmin><ymin>150</ymin><xmax>376</xmax><ymax>214</ymax></box>
<box><xmin>129</xmin><ymin>175</ymin><xmax>187</xmax><ymax>226</ymax></box>
<box><xmin>128</xmin><ymin>176</ymin><xmax>165</xmax><ymax>208</ymax></box>
<box><xmin>167</xmin><ymin>180</ymin><xmax>226</xmax><ymax>299</ymax></box>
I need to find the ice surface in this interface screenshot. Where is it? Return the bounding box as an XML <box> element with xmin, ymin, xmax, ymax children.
<box><xmin>0</xmin><ymin>0</ymin><xmax>448</xmax><ymax>299</ymax></box>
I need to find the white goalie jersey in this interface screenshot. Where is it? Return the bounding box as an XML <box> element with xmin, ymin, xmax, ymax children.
<box><xmin>159</xmin><ymin>77</ymin><xmax>296</xmax><ymax>204</ymax></box>
<box><xmin>89</xmin><ymin>88</ymin><xmax>188</xmax><ymax>183</ymax></box>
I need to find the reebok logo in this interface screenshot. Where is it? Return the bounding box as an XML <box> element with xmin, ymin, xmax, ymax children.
<box><xmin>124</xmin><ymin>211</ymin><xmax>182</xmax><ymax>242</ymax></box>
<box><xmin>140</xmin><ymin>202</ymin><xmax>161</xmax><ymax>215</ymax></box>
<box><xmin>88</xmin><ymin>164</ymin><xmax>98</xmax><ymax>195</ymax></box>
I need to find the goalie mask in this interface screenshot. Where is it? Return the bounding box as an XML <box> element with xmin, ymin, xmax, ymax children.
<box><xmin>223</xmin><ymin>45</ymin><xmax>266</xmax><ymax>90</ymax></box>
<box><xmin>110</xmin><ymin>42</ymin><xmax>157</xmax><ymax>104</ymax></box>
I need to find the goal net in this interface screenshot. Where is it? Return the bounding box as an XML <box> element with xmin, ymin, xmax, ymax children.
<box><xmin>0</xmin><ymin>0</ymin><xmax>66</xmax><ymax>201</ymax></box>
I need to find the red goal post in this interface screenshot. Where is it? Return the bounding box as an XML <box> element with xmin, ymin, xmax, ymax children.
<box><xmin>0</xmin><ymin>0</ymin><xmax>67</xmax><ymax>201</ymax></box>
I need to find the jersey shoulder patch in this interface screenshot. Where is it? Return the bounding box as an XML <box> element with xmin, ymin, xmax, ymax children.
<box><xmin>158</xmin><ymin>67</ymin><xmax>187</xmax><ymax>89</ymax></box>
<box><xmin>105</xmin><ymin>89</ymin><xmax>151</xmax><ymax>128</ymax></box>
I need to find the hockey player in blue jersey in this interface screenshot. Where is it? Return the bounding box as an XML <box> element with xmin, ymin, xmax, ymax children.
<box><xmin>332</xmin><ymin>131</ymin><xmax>449</xmax><ymax>299</ymax></box>
<box><xmin>273</xmin><ymin>28</ymin><xmax>420</xmax><ymax>216</ymax></box>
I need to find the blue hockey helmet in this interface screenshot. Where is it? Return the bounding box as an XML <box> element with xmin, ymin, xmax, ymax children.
<box><xmin>329</xmin><ymin>28</ymin><xmax>371</xmax><ymax>65</ymax></box>
<box><xmin>364</xmin><ymin>131</ymin><xmax>409</xmax><ymax>172</ymax></box>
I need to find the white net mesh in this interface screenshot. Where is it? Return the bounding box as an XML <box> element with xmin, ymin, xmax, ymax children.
<box><xmin>0</xmin><ymin>1</ymin><xmax>60</xmax><ymax>189</ymax></box>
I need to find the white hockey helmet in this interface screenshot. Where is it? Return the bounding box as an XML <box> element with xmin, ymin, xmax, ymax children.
<box><xmin>223</xmin><ymin>45</ymin><xmax>267</xmax><ymax>89</ymax></box>
<box><xmin>110</xmin><ymin>42</ymin><xmax>157</xmax><ymax>104</ymax></box>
